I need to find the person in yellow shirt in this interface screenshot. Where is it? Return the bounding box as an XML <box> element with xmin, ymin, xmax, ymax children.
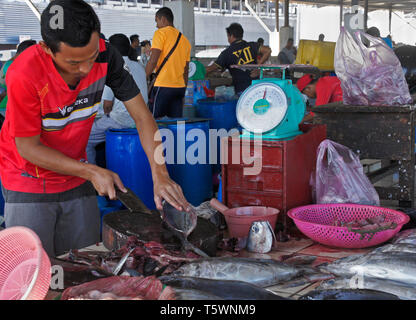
<box><xmin>145</xmin><ymin>7</ymin><xmax>191</xmax><ymax>118</ymax></box>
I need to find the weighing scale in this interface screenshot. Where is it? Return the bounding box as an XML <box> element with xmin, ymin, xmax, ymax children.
<box><xmin>231</xmin><ymin>64</ymin><xmax>319</xmax><ymax>140</ymax></box>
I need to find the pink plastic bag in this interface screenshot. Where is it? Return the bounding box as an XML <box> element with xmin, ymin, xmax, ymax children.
<box><xmin>314</xmin><ymin>140</ymin><xmax>380</xmax><ymax>206</ymax></box>
<box><xmin>334</xmin><ymin>28</ymin><xmax>412</xmax><ymax>106</ymax></box>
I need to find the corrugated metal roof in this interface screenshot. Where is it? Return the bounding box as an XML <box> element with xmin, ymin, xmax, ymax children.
<box><xmin>0</xmin><ymin>0</ymin><xmax>285</xmax><ymax>45</ymax></box>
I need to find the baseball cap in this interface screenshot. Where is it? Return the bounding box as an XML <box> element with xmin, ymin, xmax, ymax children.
<box><xmin>296</xmin><ymin>74</ymin><xmax>313</xmax><ymax>92</ymax></box>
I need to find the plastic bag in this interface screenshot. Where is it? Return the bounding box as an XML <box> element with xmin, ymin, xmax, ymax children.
<box><xmin>193</xmin><ymin>84</ymin><xmax>207</xmax><ymax>105</ymax></box>
<box><xmin>314</xmin><ymin>139</ymin><xmax>380</xmax><ymax>206</ymax></box>
<box><xmin>215</xmin><ymin>86</ymin><xmax>235</xmax><ymax>100</ymax></box>
<box><xmin>334</xmin><ymin>28</ymin><xmax>412</xmax><ymax>106</ymax></box>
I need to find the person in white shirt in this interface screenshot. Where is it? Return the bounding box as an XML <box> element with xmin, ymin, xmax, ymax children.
<box><xmin>87</xmin><ymin>33</ymin><xmax>148</xmax><ymax>164</ymax></box>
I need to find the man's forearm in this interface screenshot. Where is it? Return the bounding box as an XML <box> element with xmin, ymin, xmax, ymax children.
<box><xmin>124</xmin><ymin>95</ymin><xmax>169</xmax><ymax>179</ymax></box>
<box><xmin>15</xmin><ymin>136</ymin><xmax>97</xmax><ymax>181</ymax></box>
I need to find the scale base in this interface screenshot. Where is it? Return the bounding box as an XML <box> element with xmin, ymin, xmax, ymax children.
<box><xmin>241</xmin><ymin>129</ymin><xmax>303</xmax><ymax>141</ymax></box>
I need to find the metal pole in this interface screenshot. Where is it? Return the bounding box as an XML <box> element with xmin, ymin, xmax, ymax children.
<box><xmin>24</xmin><ymin>0</ymin><xmax>41</xmax><ymax>21</ymax></box>
<box><xmin>389</xmin><ymin>5</ymin><xmax>392</xmax><ymax>34</ymax></box>
<box><xmin>284</xmin><ymin>0</ymin><xmax>289</xmax><ymax>27</ymax></box>
<box><xmin>275</xmin><ymin>0</ymin><xmax>279</xmax><ymax>31</ymax></box>
<box><xmin>339</xmin><ymin>0</ymin><xmax>343</xmax><ymax>29</ymax></box>
<box><xmin>364</xmin><ymin>0</ymin><xmax>368</xmax><ymax>30</ymax></box>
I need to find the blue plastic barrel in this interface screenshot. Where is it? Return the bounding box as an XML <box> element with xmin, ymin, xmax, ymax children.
<box><xmin>106</xmin><ymin>128</ymin><xmax>156</xmax><ymax>210</ymax></box>
<box><xmin>196</xmin><ymin>98</ymin><xmax>239</xmax><ymax>130</ymax></box>
<box><xmin>196</xmin><ymin>98</ymin><xmax>239</xmax><ymax>174</ymax></box>
<box><xmin>217</xmin><ymin>174</ymin><xmax>222</xmax><ymax>203</ymax></box>
<box><xmin>0</xmin><ymin>180</ymin><xmax>4</xmax><ymax>227</ymax></box>
<box><xmin>158</xmin><ymin>118</ymin><xmax>213</xmax><ymax>206</ymax></box>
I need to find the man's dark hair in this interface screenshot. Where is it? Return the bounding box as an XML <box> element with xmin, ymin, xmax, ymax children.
<box><xmin>109</xmin><ymin>34</ymin><xmax>131</xmax><ymax>57</ymax></box>
<box><xmin>40</xmin><ymin>0</ymin><xmax>101</xmax><ymax>54</ymax></box>
<box><xmin>366</xmin><ymin>26</ymin><xmax>381</xmax><ymax>38</ymax></box>
<box><xmin>257</xmin><ymin>37</ymin><xmax>264</xmax><ymax>46</ymax></box>
<box><xmin>156</xmin><ymin>7</ymin><xmax>174</xmax><ymax>24</ymax></box>
<box><xmin>130</xmin><ymin>34</ymin><xmax>139</xmax><ymax>44</ymax></box>
<box><xmin>226</xmin><ymin>23</ymin><xmax>244</xmax><ymax>40</ymax></box>
<box><xmin>16</xmin><ymin>40</ymin><xmax>36</xmax><ymax>55</ymax></box>
<box><xmin>140</xmin><ymin>40</ymin><xmax>151</xmax><ymax>47</ymax></box>
<box><xmin>287</xmin><ymin>38</ymin><xmax>294</xmax><ymax>43</ymax></box>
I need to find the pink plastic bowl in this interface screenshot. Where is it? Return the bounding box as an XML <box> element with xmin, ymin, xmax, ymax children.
<box><xmin>287</xmin><ymin>204</ymin><xmax>409</xmax><ymax>249</ymax></box>
<box><xmin>223</xmin><ymin>206</ymin><xmax>279</xmax><ymax>238</ymax></box>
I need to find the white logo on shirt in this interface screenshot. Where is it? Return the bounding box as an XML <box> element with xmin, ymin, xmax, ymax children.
<box><xmin>123</xmin><ymin>63</ymin><xmax>132</xmax><ymax>75</ymax></box>
<box><xmin>58</xmin><ymin>98</ymin><xmax>89</xmax><ymax>116</ymax></box>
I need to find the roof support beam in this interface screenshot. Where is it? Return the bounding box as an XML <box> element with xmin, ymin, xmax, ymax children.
<box><xmin>389</xmin><ymin>5</ymin><xmax>392</xmax><ymax>33</ymax></box>
<box><xmin>284</xmin><ymin>0</ymin><xmax>289</xmax><ymax>26</ymax></box>
<box><xmin>276</xmin><ymin>0</ymin><xmax>279</xmax><ymax>31</ymax></box>
<box><xmin>364</xmin><ymin>0</ymin><xmax>368</xmax><ymax>30</ymax></box>
<box><xmin>24</xmin><ymin>0</ymin><xmax>41</xmax><ymax>21</ymax></box>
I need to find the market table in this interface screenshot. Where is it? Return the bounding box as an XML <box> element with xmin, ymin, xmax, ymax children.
<box><xmin>47</xmin><ymin>238</ymin><xmax>373</xmax><ymax>300</ymax></box>
<box><xmin>313</xmin><ymin>102</ymin><xmax>416</xmax><ymax>208</ymax></box>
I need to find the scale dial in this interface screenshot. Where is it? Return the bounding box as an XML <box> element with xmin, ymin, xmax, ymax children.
<box><xmin>237</xmin><ymin>82</ymin><xmax>288</xmax><ymax>133</ymax></box>
<box><xmin>188</xmin><ymin>61</ymin><xmax>197</xmax><ymax>78</ymax></box>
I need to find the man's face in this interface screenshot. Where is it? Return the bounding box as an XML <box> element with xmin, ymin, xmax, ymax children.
<box><xmin>41</xmin><ymin>31</ymin><xmax>100</xmax><ymax>82</ymax></box>
<box><xmin>132</xmin><ymin>39</ymin><xmax>139</xmax><ymax>48</ymax></box>
<box><xmin>287</xmin><ymin>41</ymin><xmax>293</xmax><ymax>49</ymax></box>
<box><xmin>155</xmin><ymin>16</ymin><xmax>164</xmax><ymax>29</ymax></box>
<box><xmin>303</xmin><ymin>83</ymin><xmax>316</xmax><ymax>99</ymax></box>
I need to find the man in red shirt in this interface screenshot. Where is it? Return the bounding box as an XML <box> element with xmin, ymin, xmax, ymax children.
<box><xmin>0</xmin><ymin>0</ymin><xmax>188</xmax><ymax>257</ymax></box>
<box><xmin>296</xmin><ymin>74</ymin><xmax>343</xmax><ymax>122</ymax></box>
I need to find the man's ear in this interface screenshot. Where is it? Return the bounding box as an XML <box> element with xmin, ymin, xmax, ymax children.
<box><xmin>39</xmin><ymin>41</ymin><xmax>54</xmax><ymax>57</ymax></box>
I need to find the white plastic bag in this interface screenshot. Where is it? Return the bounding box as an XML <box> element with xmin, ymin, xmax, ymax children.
<box><xmin>314</xmin><ymin>139</ymin><xmax>380</xmax><ymax>206</ymax></box>
<box><xmin>335</xmin><ymin>28</ymin><xmax>412</xmax><ymax>106</ymax></box>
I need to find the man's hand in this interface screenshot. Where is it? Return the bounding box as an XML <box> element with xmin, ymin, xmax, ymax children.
<box><xmin>145</xmin><ymin>48</ymin><xmax>161</xmax><ymax>78</ymax></box>
<box><xmin>123</xmin><ymin>94</ymin><xmax>191</xmax><ymax>212</ymax></box>
<box><xmin>250</xmin><ymin>69</ymin><xmax>260</xmax><ymax>78</ymax></box>
<box><xmin>15</xmin><ymin>135</ymin><xmax>127</xmax><ymax>200</ymax></box>
<box><xmin>103</xmin><ymin>100</ymin><xmax>113</xmax><ymax>115</ymax></box>
<box><xmin>89</xmin><ymin>166</ymin><xmax>126</xmax><ymax>200</ymax></box>
<box><xmin>153</xmin><ymin>171</ymin><xmax>189</xmax><ymax>212</ymax></box>
<box><xmin>205</xmin><ymin>63</ymin><xmax>220</xmax><ymax>75</ymax></box>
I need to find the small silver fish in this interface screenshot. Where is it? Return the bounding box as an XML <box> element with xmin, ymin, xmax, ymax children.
<box><xmin>247</xmin><ymin>221</ymin><xmax>275</xmax><ymax>254</ymax></box>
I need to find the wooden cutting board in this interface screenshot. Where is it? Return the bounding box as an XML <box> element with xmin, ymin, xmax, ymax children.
<box><xmin>102</xmin><ymin>210</ymin><xmax>219</xmax><ymax>257</ymax></box>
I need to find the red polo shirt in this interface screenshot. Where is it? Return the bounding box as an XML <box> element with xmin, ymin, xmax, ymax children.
<box><xmin>315</xmin><ymin>76</ymin><xmax>343</xmax><ymax>106</ymax></box>
<box><xmin>0</xmin><ymin>39</ymin><xmax>140</xmax><ymax>193</ymax></box>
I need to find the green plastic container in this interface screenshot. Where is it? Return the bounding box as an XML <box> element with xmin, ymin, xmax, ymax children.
<box><xmin>189</xmin><ymin>59</ymin><xmax>206</xmax><ymax>81</ymax></box>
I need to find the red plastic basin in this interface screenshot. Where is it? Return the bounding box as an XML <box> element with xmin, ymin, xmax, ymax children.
<box><xmin>222</xmin><ymin>206</ymin><xmax>279</xmax><ymax>238</ymax></box>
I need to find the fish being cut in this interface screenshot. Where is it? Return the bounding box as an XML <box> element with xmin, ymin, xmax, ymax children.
<box><xmin>171</xmin><ymin>257</ymin><xmax>303</xmax><ymax>287</ymax></box>
<box><xmin>159</xmin><ymin>276</ymin><xmax>287</xmax><ymax>300</ymax></box>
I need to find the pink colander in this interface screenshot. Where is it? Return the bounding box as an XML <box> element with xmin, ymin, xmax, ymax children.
<box><xmin>287</xmin><ymin>204</ymin><xmax>410</xmax><ymax>249</ymax></box>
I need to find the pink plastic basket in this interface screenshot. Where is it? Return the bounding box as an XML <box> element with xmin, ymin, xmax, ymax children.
<box><xmin>287</xmin><ymin>204</ymin><xmax>410</xmax><ymax>249</ymax></box>
<box><xmin>0</xmin><ymin>227</ymin><xmax>51</xmax><ymax>300</ymax></box>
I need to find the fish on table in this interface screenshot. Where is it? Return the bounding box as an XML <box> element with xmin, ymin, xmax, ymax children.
<box><xmin>299</xmin><ymin>289</ymin><xmax>400</xmax><ymax>300</ymax></box>
<box><xmin>318</xmin><ymin>277</ymin><xmax>416</xmax><ymax>300</ymax></box>
<box><xmin>170</xmin><ymin>257</ymin><xmax>305</xmax><ymax>288</ymax></box>
<box><xmin>159</xmin><ymin>275</ymin><xmax>287</xmax><ymax>300</ymax></box>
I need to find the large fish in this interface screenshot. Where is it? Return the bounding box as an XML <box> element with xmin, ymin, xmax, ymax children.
<box><xmin>159</xmin><ymin>276</ymin><xmax>287</xmax><ymax>300</ymax></box>
<box><xmin>299</xmin><ymin>289</ymin><xmax>399</xmax><ymax>300</ymax></box>
<box><xmin>171</xmin><ymin>257</ymin><xmax>303</xmax><ymax>287</ymax></box>
<box><xmin>173</xmin><ymin>288</ymin><xmax>223</xmax><ymax>300</ymax></box>
<box><xmin>320</xmin><ymin>252</ymin><xmax>416</xmax><ymax>286</ymax></box>
<box><xmin>319</xmin><ymin>277</ymin><xmax>416</xmax><ymax>300</ymax></box>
